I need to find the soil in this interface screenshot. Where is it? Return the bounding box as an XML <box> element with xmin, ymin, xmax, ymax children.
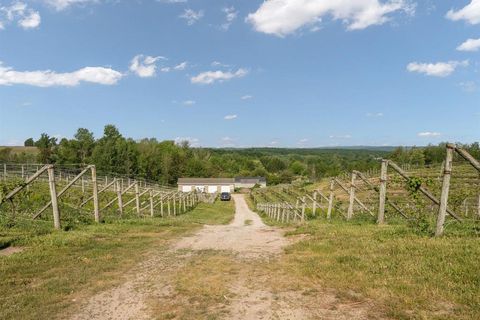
<box><xmin>69</xmin><ymin>194</ymin><xmax>376</xmax><ymax>320</ymax></box>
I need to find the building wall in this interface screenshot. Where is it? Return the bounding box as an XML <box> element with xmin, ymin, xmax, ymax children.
<box><xmin>178</xmin><ymin>184</ymin><xmax>234</xmax><ymax>193</ymax></box>
<box><xmin>235</xmin><ymin>182</ymin><xmax>267</xmax><ymax>189</ymax></box>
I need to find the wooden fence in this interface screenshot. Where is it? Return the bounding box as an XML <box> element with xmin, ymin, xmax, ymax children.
<box><xmin>253</xmin><ymin>144</ymin><xmax>480</xmax><ymax>236</ymax></box>
<box><xmin>0</xmin><ymin>164</ymin><xmax>205</xmax><ymax>230</ymax></box>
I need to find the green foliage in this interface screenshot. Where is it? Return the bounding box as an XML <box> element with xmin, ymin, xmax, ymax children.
<box><xmin>24</xmin><ymin>138</ymin><xmax>34</xmax><ymax>147</ymax></box>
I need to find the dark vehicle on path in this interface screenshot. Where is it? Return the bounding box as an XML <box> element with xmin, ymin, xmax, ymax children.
<box><xmin>220</xmin><ymin>192</ymin><xmax>231</xmax><ymax>201</ymax></box>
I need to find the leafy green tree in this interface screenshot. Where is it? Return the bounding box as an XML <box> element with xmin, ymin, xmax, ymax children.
<box><xmin>35</xmin><ymin>133</ymin><xmax>57</xmax><ymax>163</ymax></box>
<box><xmin>24</xmin><ymin>138</ymin><xmax>34</xmax><ymax>147</ymax></box>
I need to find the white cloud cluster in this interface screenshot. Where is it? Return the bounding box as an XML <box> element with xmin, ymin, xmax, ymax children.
<box><xmin>417</xmin><ymin>132</ymin><xmax>441</xmax><ymax>137</ymax></box>
<box><xmin>446</xmin><ymin>0</ymin><xmax>480</xmax><ymax>25</ymax></box>
<box><xmin>329</xmin><ymin>134</ymin><xmax>352</xmax><ymax>139</ymax></box>
<box><xmin>224</xmin><ymin>114</ymin><xmax>238</xmax><ymax>120</ymax></box>
<box><xmin>179</xmin><ymin>9</ymin><xmax>204</xmax><ymax>25</ymax></box>
<box><xmin>191</xmin><ymin>69</ymin><xmax>248</xmax><ymax>84</ymax></box>
<box><xmin>43</xmin><ymin>0</ymin><xmax>98</xmax><ymax>11</ymax></box>
<box><xmin>407</xmin><ymin>60</ymin><xmax>469</xmax><ymax>77</ymax></box>
<box><xmin>0</xmin><ymin>62</ymin><xmax>123</xmax><ymax>87</ymax></box>
<box><xmin>157</xmin><ymin>0</ymin><xmax>187</xmax><ymax>3</ymax></box>
<box><xmin>246</xmin><ymin>0</ymin><xmax>415</xmax><ymax>37</ymax></box>
<box><xmin>174</xmin><ymin>61</ymin><xmax>188</xmax><ymax>70</ymax></box>
<box><xmin>0</xmin><ymin>2</ymin><xmax>41</xmax><ymax>30</ymax></box>
<box><xmin>221</xmin><ymin>6</ymin><xmax>238</xmax><ymax>30</ymax></box>
<box><xmin>366</xmin><ymin>112</ymin><xmax>384</xmax><ymax>117</ymax></box>
<box><xmin>457</xmin><ymin>38</ymin><xmax>480</xmax><ymax>52</ymax></box>
<box><xmin>183</xmin><ymin>100</ymin><xmax>196</xmax><ymax>106</ymax></box>
<box><xmin>129</xmin><ymin>55</ymin><xmax>165</xmax><ymax>78</ymax></box>
<box><xmin>241</xmin><ymin>95</ymin><xmax>253</xmax><ymax>100</ymax></box>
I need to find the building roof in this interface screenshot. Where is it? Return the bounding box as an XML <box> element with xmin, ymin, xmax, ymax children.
<box><xmin>178</xmin><ymin>178</ymin><xmax>235</xmax><ymax>185</ymax></box>
<box><xmin>234</xmin><ymin>177</ymin><xmax>266</xmax><ymax>183</ymax></box>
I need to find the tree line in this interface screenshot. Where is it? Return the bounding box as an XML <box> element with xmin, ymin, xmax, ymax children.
<box><xmin>1</xmin><ymin>125</ymin><xmax>478</xmax><ymax>185</ymax></box>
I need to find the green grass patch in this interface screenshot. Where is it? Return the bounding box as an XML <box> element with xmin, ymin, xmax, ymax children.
<box><xmin>282</xmin><ymin>220</ymin><xmax>480</xmax><ymax>319</ymax></box>
<box><xmin>0</xmin><ymin>200</ymin><xmax>235</xmax><ymax>320</ymax></box>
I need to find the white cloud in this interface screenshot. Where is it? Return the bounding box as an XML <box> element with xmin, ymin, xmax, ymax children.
<box><xmin>459</xmin><ymin>81</ymin><xmax>477</xmax><ymax>92</ymax></box>
<box><xmin>221</xmin><ymin>6</ymin><xmax>238</xmax><ymax>30</ymax></box>
<box><xmin>129</xmin><ymin>54</ymin><xmax>166</xmax><ymax>78</ymax></box>
<box><xmin>18</xmin><ymin>10</ymin><xmax>40</xmax><ymax>29</ymax></box>
<box><xmin>179</xmin><ymin>9</ymin><xmax>204</xmax><ymax>25</ymax></box>
<box><xmin>224</xmin><ymin>114</ymin><xmax>238</xmax><ymax>120</ymax></box>
<box><xmin>366</xmin><ymin>112</ymin><xmax>383</xmax><ymax>117</ymax></box>
<box><xmin>241</xmin><ymin>95</ymin><xmax>253</xmax><ymax>100</ymax></box>
<box><xmin>446</xmin><ymin>0</ymin><xmax>480</xmax><ymax>25</ymax></box>
<box><xmin>1</xmin><ymin>2</ymin><xmax>41</xmax><ymax>30</ymax></box>
<box><xmin>417</xmin><ymin>132</ymin><xmax>441</xmax><ymax>137</ymax></box>
<box><xmin>157</xmin><ymin>0</ymin><xmax>187</xmax><ymax>3</ymax></box>
<box><xmin>211</xmin><ymin>61</ymin><xmax>230</xmax><ymax>67</ymax></box>
<box><xmin>329</xmin><ymin>134</ymin><xmax>352</xmax><ymax>139</ymax></box>
<box><xmin>0</xmin><ymin>61</ymin><xmax>123</xmax><ymax>87</ymax></box>
<box><xmin>43</xmin><ymin>0</ymin><xmax>98</xmax><ymax>11</ymax></box>
<box><xmin>174</xmin><ymin>61</ymin><xmax>188</xmax><ymax>70</ymax></box>
<box><xmin>191</xmin><ymin>68</ymin><xmax>248</xmax><ymax>84</ymax></box>
<box><xmin>183</xmin><ymin>100</ymin><xmax>196</xmax><ymax>106</ymax></box>
<box><xmin>457</xmin><ymin>38</ymin><xmax>480</xmax><ymax>52</ymax></box>
<box><xmin>407</xmin><ymin>60</ymin><xmax>469</xmax><ymax>77</ymax></box>
<box><xmin>246</xmin><ymin>0</ymin><xmax>415</xmax><ymax>37</ymax></box>
<box><xmin>221</xmin><ymin>136</ymin><xmax>236</xmax><ymax>147</ymax></box>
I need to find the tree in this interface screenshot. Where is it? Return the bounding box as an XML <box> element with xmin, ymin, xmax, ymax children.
<box><xmin>35</xmin><ymin>133</ymin><xmax>57</xmax><ymax>163</ymax></box>
<box><xmin>74</xmin><ymin>128</ymin><xmax>95</xmax><ymax>164</ymax></box>
<box><xmin>24</xmin><ymin>138</ymin><xmax>34</xmax><ymax>147</ymax></box>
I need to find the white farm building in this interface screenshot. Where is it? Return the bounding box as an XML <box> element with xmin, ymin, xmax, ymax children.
<box><xmin>177</xmin><ymin>178</ymin><xmax>235</xmax><ymax>193</ymax></box>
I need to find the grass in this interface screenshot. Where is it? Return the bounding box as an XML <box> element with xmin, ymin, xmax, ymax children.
<box><xmin>279</xmin><ymin>219</ymin><xmax>480</xmax><ymax>319</ymax></box>
<box><xmin>0</xmin><ymin>199</ymin><xmax>235</xmax><ymax>320</ymax></box>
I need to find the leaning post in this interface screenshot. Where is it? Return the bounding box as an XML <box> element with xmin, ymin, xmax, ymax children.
<box><xmin>436</xmin><ymin>144</ymin><xmax>455</xmax><ymax>237</ymax></box>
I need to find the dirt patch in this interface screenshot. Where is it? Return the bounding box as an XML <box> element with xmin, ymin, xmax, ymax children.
<box><xmin>173</xmin><ymin>194</ymin><xmax>289</xmax><ymax>258</ymax></box>
<box><xmin>0</xmin><ymin>246</ymin><xmax>24</xmax><ymax>256</ymax></box>
<box><xmin>69</xmin><ymin>195</ymin><xmax>382</xmax><ymax>320</ymax></box>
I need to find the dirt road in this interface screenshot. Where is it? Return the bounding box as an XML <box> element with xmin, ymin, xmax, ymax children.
<box><xmin>70</xmin><ymin>195</ymin><xmax>372</xmax><ymax>320</ymax></box>
<box><xmin>174</xmin><ymin>194</ymin><xmax>288</xmax><ymax>257</ymax></box>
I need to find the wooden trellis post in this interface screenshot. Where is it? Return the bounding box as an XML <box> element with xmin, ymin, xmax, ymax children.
<box><xmin>312</xmin><ymin>191</ymin><xmax>317</xmax><ymax>216</ymax></box>
<box><xmin>91</xmin><ymin>166</ymin><xmax>100</xmax><ymax>223</ymax></box>
<box><xmin>301</xmin><ymin>197</ymin><xmax>306</xmax><ymax>222</ymax></box>
<box><xmin>161</xmin><ymin>198</ymin><xmax>164</xmax><ymax>217</ymax></box>
<box><xmin>135</xmin><ymin>182</ymin><xmax>141</xmax><ymax>215</ymax></box>
<box><xmin>347</xmin><ymin>172</ymin><xmax>356</xmax><ymax>220</ymax></box>
<box><xmin>3</xmin><ymin>163</ymin><xmax>6</xmax><ymax>181</ymax></box>
<box><xmin>47</xmin><ymin>166</ymin><xmax>61</xmax><ymax>230</ymax></box>
<box><xmin>167</xmin><ymin>198</ymin><xmax>171</xmax><ymax>216</ymax></box>
<box><xmin>377</xmin><ymin>160</ymin><xmax>388</xmax><ymax>224</ymax></box>
<box><xmin>436</xmin><ymin>144</ymin><xmax>454</xmax><ymax>237</ymax></box>
<box><xmin>173</xmin><ymin>194</ymin><xmax>177</xmax><ymax>216</ymax></box>
<box><xmin>116</xmin><ymin>179</ymin><xmax>123</xmax><ymax>215</ymax></box>
<box><xmin>477</xmin><ymin>194</ymin><xmax>480</xmax><ymax>218</ymax></box>
<box><xmin>149</xmin><ymin>189</ymin><xmax>154</xmax><ymax>217</ymax></box>
<box><xmin>327</xmin><ymin>179</ymin><xmax>334</xmax><ymax>219</ymax></box>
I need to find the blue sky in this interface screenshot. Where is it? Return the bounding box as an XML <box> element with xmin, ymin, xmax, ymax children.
<box><xmin>0</xmin><ymin>0</ymin><xmax>479</xmax><ymax>148</ymax></box>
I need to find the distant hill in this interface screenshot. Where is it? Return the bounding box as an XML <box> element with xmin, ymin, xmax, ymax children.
<box><xmin>0</xmin><ymin>146</ymin><xmax>39</xmax><ymax>155</ymax></box>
